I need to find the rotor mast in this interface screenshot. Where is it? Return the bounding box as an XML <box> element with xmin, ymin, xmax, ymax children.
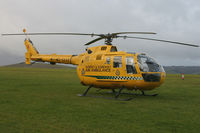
<box><xmin>105</xmin><ymin>33</ymin><xmax>114</xmax><ymax>45</ymax></box>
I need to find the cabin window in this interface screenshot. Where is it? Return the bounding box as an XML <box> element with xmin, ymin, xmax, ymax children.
<box><xmin>96</xmin><ymin>54</ymin><xmax>102</xmax><ymax>60</ymax></box>
<box><xmin>106</xmin><ymin>57</ymin><xmax>111</xmax><ymax>64</ymax></box>
<box><xmin>113</xmin><ymin>56</ymin><xmax>122</xmax><ymax>68</ymax></box>
<box><xmin>126</xmin><ymin>56</ymin><xmax>137</xmax><ymax>74</ymax></box>
<box><xmin>101</xmin><ymin>46</ymin><xmax>107</xmax><ymax>51</ymax></box>
<box><xmin>110</xmin><ymin>46</ymin><xmax>117</xmax><ymax>52</ymax></box>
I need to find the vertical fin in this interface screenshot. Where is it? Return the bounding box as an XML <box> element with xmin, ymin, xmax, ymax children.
<box><xmin>24</xmin><ymin>39</ymin><xmax>39</xmax><ymax>64</ymax></box>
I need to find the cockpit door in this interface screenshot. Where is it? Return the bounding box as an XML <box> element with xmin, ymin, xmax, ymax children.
<box><xmin>125</xmin><ymin>56</ymin><xmax>137</xmax><ymax>74</ymax></box>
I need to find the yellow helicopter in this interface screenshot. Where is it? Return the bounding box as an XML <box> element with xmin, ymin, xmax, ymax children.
<box><xmin>2</xmin><ymin>29</ymin><xmax>199</xmax><ymax>100</ymax></box>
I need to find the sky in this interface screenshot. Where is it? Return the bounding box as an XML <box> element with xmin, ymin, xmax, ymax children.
<box><xmin>0</xmin><ymin>0</ymin><xmax>200</xmax><ymax>66</ymax></box>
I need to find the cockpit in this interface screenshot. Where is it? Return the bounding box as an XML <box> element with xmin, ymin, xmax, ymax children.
<box><xmin>137</xmin><ymin>54</ymin><xmax>165</xmax><ymax>73</ymax></box>
<box><xmin>137</xmin><ymin>54</ymin><xmax>165</xmax><ymax>82</ymax></box>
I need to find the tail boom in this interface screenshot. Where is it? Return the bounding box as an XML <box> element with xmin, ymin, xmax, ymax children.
<box><xmin>24</xmin><ymin>39</ymin><xmax>80</xmax><ymax>65</ymax></box>
<box><xmin>30</xmin><ymin>54</ymin><xmax>79</xmax><ymax>65</ymax></box>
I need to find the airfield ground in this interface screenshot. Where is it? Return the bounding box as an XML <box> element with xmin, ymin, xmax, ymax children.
<box><xmin>0</xmin><ymin>67</ymin><xmax>199</xmax><ymax>133</ymax></box>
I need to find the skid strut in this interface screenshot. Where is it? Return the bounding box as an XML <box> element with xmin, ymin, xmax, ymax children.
<box><xmin>112</xmin><ymin>89</ymin><xmax>116</xmax><ymax>94</ymax></box>
<box><xmin>115</xmin><ymin>88</ymin><xmax>132</xmax><ymax>101</ymax></box>
<box><xmin>115</xmin><ymin>88</ymin><xmax>123</xmax><ymax>99</ymax></box>
<box><xmin>81</xmin><ymin>85</ymin><xmax>93</xmax><ymax>96</ymax></box>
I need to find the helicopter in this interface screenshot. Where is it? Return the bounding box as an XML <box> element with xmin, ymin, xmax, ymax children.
<box><xmin>2</xmin><ymin>29</ymin><xmax>199</xmax><ymax>100</ymax></box>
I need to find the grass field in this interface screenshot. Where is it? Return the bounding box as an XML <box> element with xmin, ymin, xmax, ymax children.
<box><xmin>0</xmin><ymin>67</ymin><xmax>200</xmax><ymax>133</ymax></box>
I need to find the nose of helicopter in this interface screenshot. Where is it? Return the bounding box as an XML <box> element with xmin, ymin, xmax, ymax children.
<box><xmin>139</xmin><ymin>72</ymin><xmax>166</xmax><ymax>90</ymax></box>
<box><xmin>142</xmin><ymin>72</ymin><xmax>165</xmax><ymax>82</ymax></box>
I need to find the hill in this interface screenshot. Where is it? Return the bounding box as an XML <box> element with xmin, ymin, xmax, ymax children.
<box><xmin>163</xmin><ymin>66</ymin><xmax>200</xmax><ymax>74</ymax></box>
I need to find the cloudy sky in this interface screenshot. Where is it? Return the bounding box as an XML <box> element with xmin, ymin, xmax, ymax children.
<box><xmin>0</xmin><ymin>0</ymin><xmax>200</xmax><ymax>66</ymax></box>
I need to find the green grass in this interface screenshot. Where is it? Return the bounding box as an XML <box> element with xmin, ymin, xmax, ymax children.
<box><xmin>0</xmin><ymin>67</ymin><xmax>200</xmax><ymax>133</ymax></box>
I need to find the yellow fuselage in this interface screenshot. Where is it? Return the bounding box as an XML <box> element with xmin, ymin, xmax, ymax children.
<box><xmin>25</xmin><ymin>39</ymin><xmax>165</xmax><ymax>91</ymax></box>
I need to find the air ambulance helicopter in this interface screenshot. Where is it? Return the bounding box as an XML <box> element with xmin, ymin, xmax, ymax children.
<box><xmin>2</xmin><ymin>29</ymin><xmax>199</xmax><ymax>100</ymax></box>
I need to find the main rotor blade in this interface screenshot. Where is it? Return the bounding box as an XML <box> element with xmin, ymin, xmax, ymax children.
<box><xmin>113</xmin><ymin>32</ymin><xmax>156</xmax><ymax>35</ymax></box>
<box><xmin>2</xmin><ymin>33</ymin><xmax>100</xmax><ymax>36</ymax></box>
<box><xmin>117</xmin><ymin>36</ymin><xmax>199</xmax><ymax>47</ymax></box>
<box><xmin>2</xmin><ymin>32</ymin><xmax>156</xmax><ymax>36</ymax></box>
<box><xmin>84</xmin><ymin>37</ymin><xmax>104</xmax><ymax>45</ymax></box>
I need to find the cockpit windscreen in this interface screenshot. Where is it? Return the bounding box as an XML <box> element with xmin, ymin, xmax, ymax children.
<box><xmin>137</xmin><ymin>54</ymin><xmax>165</xmax><ymax>72</ymax></box>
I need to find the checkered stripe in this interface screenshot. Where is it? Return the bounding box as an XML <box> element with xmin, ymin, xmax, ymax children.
<box><xmin>111</xmin><ymin>76</ymin><xmax>143</xmax><ymax>80</ymax></box>
<box><xmin>85</xmin><ymin>75</ymin><xmax>143</xmax><ymax>80</ymax></box>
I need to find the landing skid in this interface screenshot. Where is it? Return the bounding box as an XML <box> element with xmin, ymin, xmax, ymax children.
<box><xmin>77</xmin><ymin>94</ymin><xmax>132</xmax><ymax>101</ymax></box>
<box><xmin>78</xmin><ymin>86</ymin><xmax>158</xmax><ymax>101</ymax></box>
<box><xmin>78</xmin><ymin>86</ymin><xmax>133</xmax><ymax>101</ymax></box>
<box><xmin>106</xmin><ymin>90</ymin><xmax>158</xmax><ymax>96</ymax></box>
